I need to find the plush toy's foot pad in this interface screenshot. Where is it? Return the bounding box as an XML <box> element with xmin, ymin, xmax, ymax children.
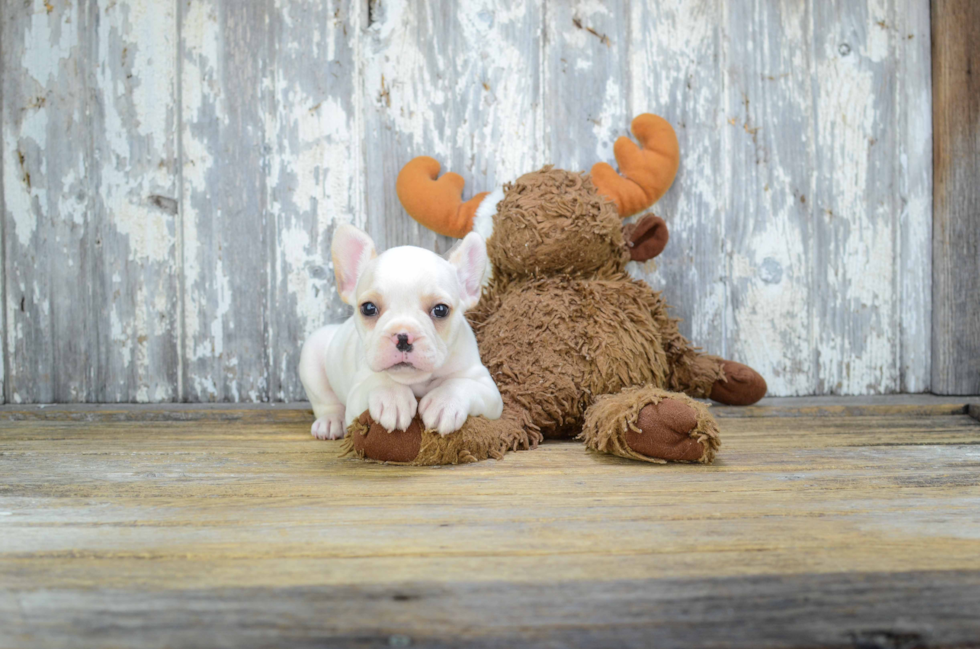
<box><xmin>625</xmin><ymin>399</ymin><xmax>705</xmax><ymax>462</ymax></box>
<box><xmin>709</xmin><ymin>360</ymin><xmax>767</xmax><ymax>406</ymax></box>
<box><xmin>342</xmin><ymin>409</ymin><xmax>538</xmax><ymax>466</ymax></box>
<box><xmin>581</xmin><ymin>385</ymin><xmax>721</xmax><ymax>464</ymax></box>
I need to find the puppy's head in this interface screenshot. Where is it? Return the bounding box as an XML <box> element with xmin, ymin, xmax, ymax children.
<box><xmin>331</xmin><ymin>224</ymin><xmax>487</xmax><ymax>384</ymax></box>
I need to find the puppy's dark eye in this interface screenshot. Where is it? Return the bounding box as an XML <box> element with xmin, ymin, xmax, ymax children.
<box><xmin>360</xmin><ymin>302</ymin><xmax>379</xmax><ymax>317</ymax></box>
<box><xmin>430</xmin><ymin>304</ymin><xmax>450</xmax><ymax>319</ymax></box>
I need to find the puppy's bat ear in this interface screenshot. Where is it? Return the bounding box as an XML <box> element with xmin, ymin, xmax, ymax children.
<box><xmin>447</xmin><ymin>232</ymin><xmax>488</xmax><ymax>311</ymax></box>
<box><xmin>331</xmin><ymin>224</ymin><xmax>376</xmax><ymax>305</ymax></box>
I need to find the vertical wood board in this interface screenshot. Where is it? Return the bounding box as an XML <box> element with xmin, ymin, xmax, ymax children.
<box><xmin>2</xmin><ymin>0</ymin><xmax>179</xmax><ymax>403</ymax></box>
<box><xmin>807</xmin><ymin>0</ymin><xmax>931</xmax><ymax>395</ymax></box>
<box><xmin>932</xmin><ymin>0</ymin><xmax>980</xmax><ymax>395</ymax></box>
<box><xmin>627</xmin><ymin>0</ymin><xmax>729</xmax><ymax>369</ymax></box>
<box><xmin>719</xmin><ymin>0</ymin><xmax>816</xmax><ymax>394</ymax></box>
<box><xmin>266</xmin><ymin>0</ymin><xmax>359</xmax><ymax>401</ymax></box>
<box><xmin>179</xmin><ymin>0</ymin><xmax>274</xmax><ymax>402</ymax></box>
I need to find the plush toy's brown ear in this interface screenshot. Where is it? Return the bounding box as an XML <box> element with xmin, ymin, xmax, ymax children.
<box><xmin>623</xmin><ymin>215</ymin><xmax>669</xmax><ymax>262</ymax></box>
<box><xmin>591</xmin><ymin>114</ymin><xmax>680</xmax><ymax>217</ymax></box>
<box><xmin>396</xmin><ymin>157</ymin><xmax>489</xmax><ymax>238</ymax></box>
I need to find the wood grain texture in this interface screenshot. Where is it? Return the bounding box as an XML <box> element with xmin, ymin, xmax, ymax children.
<box><xmin>2</xmin><ymin>0</ymin><xmax>180</xmax><ymax>403</ymax></box>
<box><xmin>932</xmin><ymin>0</ymin><xmax>980</xmax><ymax>395</ymax></box>
<box><xmin>2</xmin><ymin>574</ymin><xmax>980</xmax><ymax>649</ymax></box>
<box><xmin>719</xmin><ymin>0</ymin><xmax>813</xmax><ymax>393</ymax></box>
<box><xmin>179</xmin><ymin>0</ymin><xmax>275</xmax><ymax>402</ymax></box>
<box><xmin>810</xmin><ymin>0</ymin><xmax>933</xmax><ymax>396</ymax></box>
<box><xmin>1</xmin><ymin>0</ymin><xmax>938</xmax><ymax>402</ymax></box>
<box><xmin>4</xmin><ymin>573</ymin><xmax>980</xmax><ymax>649</ymax></box>
<box><xmin>1</xmin><ymin>404</ymin><xmax>979</xmax><ymax>646</ymax></box>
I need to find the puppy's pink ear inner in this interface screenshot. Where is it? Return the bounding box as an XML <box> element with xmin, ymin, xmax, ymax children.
<box><xmin>449</xmin><ymin>232</ymin><xmax>488</xmax><ymax>309</ymax></box>
<box><xmin>331</xmin><ymin>225</ymin><xmax>376</xmax><ymax>305</ymax></box>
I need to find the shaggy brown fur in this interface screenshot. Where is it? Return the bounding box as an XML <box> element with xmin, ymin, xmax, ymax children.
<box><xmin>342</xmin><ymin>407</ymin><xmax>533</xmax><ymax>465</ymax></box>
<box><xmin>467</xmin><ymin>170</ymin><xmax>728</xmax><ymax>437</ymax></box>
<box><xmin>349</xmin><ymin>167</ymin><xmax>765</xmax><ymax>465</ymax></box>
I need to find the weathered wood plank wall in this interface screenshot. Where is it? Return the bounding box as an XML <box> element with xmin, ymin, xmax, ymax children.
<box><xmin>2</xmin><ymin>0</ymin><xmax>181</xmax><ymax>404</ymax></box>
<box><xmin>931</xmin><ymin>0</ymin><xmax>980</xmax><ymax>395</ymax></box>
<box><xmin>0</xmin><ymin>0</ymin><xmax>935</xmax><ymax>403</ymax></box>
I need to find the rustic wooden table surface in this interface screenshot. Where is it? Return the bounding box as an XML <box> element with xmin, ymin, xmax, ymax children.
<box><xmin>1</xmin><ymin>396</ymin><xmax>979</xmax><ymax>648</ymax></box>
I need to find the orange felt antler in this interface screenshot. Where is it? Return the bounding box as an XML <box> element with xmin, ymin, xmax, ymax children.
<box><xmin>590</xmin><ymin>114</ymin><xmax>680</xmax><ymax>217</ymax></box>
<box><xmin>396</xmin><ymin>157</ymin><xmax>489</xmax><ymax>239</ymax></box>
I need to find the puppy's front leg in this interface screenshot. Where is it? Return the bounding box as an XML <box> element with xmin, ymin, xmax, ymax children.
<box><xmin>346</xmin><ymin>373</ymin><xmax>418</xmax><ymax>432</ymax></box>
<box><xmin>419</xmin><ymin>368</ymin><xmax>504</xmax><ymax>436</ymax></box>
<box><xmin>299</xmin><ymin>325</ymin><xmax>347</xmax><ymax>440</ymax></box>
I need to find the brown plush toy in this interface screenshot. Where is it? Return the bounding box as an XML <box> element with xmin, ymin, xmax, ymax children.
<box><xmin>342</xmin><ymin>114</ymin><xmax>767</xmax><ymax>465</ymax></box>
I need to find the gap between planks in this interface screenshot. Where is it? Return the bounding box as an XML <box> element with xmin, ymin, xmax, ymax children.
<box><xmin>0</xmin><ymin>395</ymin><xmax>977</xmax><ymax>423</ymax></box>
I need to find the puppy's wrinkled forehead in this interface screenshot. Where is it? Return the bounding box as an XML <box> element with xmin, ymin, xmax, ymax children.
<box><xmin>357</xmin><ymin>246</ymin><xmax>457</xmax><ymax>301</ymax></box>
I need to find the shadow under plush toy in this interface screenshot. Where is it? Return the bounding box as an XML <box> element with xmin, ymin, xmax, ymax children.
<box><xmin>343</xmin><ymin>113</ymin><xmax>767</xmax><ymax>465</ymax></box>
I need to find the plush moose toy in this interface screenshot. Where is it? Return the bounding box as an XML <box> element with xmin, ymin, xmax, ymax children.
<box><xmin>343</xmin><ymin>114</ymin><xmax>767</xmax><ymax>465</ymax></box>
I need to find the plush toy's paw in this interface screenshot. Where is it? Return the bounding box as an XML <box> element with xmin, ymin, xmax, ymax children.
<box><xmin>581</xmin><ymin>386</ymin><xmax>720</xmax><ymax>464</ymax></box>
<box><xmin>418</xmin><ymin>387</ymin><xmax>469</xmax><ymax>436</ymax></box>
<box><xmin>710</xmin><ymin>360</ymin><xmax>767</xmax><ymax>406</ymax></box>
<box><xmin>625</xmin><ymin>398</ymin><xmax>706</xmax><ymax>462</ymax></box>
<box><xmin>368</xmin><ymin>384</ymin><xmax>418</xmax><ymax>431</ymax></box>
<box><xmin>311</xmin><ymin>413</ymin><xmax>345</xmax><ymax>440</ymax></box>
<box><xmin>348</xmin><ymin>412</ymin><xmax>423</xmax><ymax>463</ymax></box>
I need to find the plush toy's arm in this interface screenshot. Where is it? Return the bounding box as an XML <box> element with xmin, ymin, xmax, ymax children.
<box><xmin>396</xmin><ymin>157</ymin><xmax>489</xmax><ymax>238</ymax></box>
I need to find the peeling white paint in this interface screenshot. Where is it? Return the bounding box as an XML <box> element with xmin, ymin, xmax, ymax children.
<box><xmin>181</xmin><ymin>2</ymin><xmax>225</xmax><ymax>124</ymax></box>
<box><xmin>365</xmin><ymin>2</ymin><xmax>451</xmax><ymax>161</ymax></box>
<box><xmin>455</xmin><ymin>2</ymin><xmax>541</xmax><ymax>181</ymax></box>
<box><xmin>109</xmin><ymin>202</ymin><xmax>174</xmax><ymax>263</ymax></box>
<box><xmin>203</xmin><ymin>256</ymin><xmax>230</xmax><ymax>361</ymax></box>
<box><xmin>866</xmin><ymin>0</ymin><xmax>891</xmax><ymax>63</ymax></box>
<box><xmin>22</xmin><ymin>4</ymin><xmax>76</xmax><ymax>86</ymax></box>
<box><xmin>592</xmin><ymin>77</ymin><xmax>623</xmax><ymax>166</ymax></box>
<box><xmin>3</xmin><ymin>122</ymin><xmax>40</xmax><ymax>244</ymax></box>
<box><xmin>279</xmin><ymin>226</ymin><xmax>323</xmax><ymax>340</ymax></box>
<box><xmin>813</xmin><ymin>12</ymin><xmax>894</xmax><ymax>395</ymax></box>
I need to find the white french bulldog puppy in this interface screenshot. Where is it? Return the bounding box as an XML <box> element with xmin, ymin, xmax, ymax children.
<box><xmin>299</xmin><ymin>224</ymin><xmax>504</xmax><ymax>440</ymax></box>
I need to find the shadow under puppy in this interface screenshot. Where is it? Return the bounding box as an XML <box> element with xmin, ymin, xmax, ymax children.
<box><xmin>299</xmin><ymin>224</ymin><xmax>503</xmax><ymax>440</ymax></box>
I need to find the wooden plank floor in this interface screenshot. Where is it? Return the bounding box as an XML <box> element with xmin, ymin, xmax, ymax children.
<box><xmin>1</xmin><ymin>397</ymin><xmax>979</xmax><ymax>648</ymax></box>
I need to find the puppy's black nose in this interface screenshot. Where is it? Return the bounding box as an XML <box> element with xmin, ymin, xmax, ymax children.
<box><xmin>395</xmin><ymin>334</ymin><xmax>413</xmax><ymax>352</ymax></box>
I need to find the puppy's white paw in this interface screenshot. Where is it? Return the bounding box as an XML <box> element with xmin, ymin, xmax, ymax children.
<box><xmin>311</xmin><ymin>413</ymin><xmax>346</xmax><ymax>440</ymax></box>
<box><xmin>419</xmin><ymin>388</ymin><xmax>469</xmax><ymax>436</ymax></box>
<box><xmin>368</xmin><ymin>384</ymin><xmax>418</xmax><ymax>432</ymax></box>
